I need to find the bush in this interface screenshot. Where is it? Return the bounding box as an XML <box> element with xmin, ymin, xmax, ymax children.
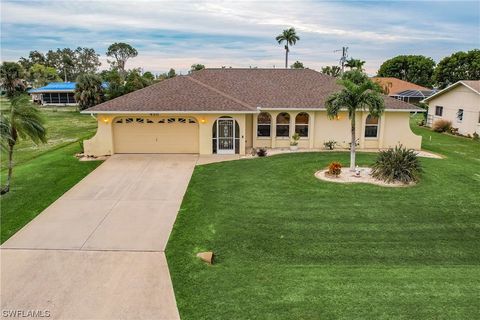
<box><xmin>450</xmin><ymin>127</ymin><xmax>459</xmax><ymax>135</ymax></box>
<box><xmin>327</xmin><ymin>162</ymin><xmax>342</xmax><ymax>176</ymax></box>
<box><xmin>290</xmin><ymin>133</ymin><xmax>300</xmax><ymax>146</ymax></box>
<box><xmin>473</xmin><ymin>132</ymin><xmax>479</xmax><ymax>141</ymax></box>
<box><xmin>256</xmin><ymin>148</ymin><xmax>267</xmax><ymax>157</ymax></box>
<box><xmin>432</xmin><ymin>119</ymin><xmax>452</xmax><ymax>132</ymax></box>
<box><xmin>323</xmin><ymin>140</ymin><xmax>337</xmax><ymax>150</ymax></box>
<box><xmin>371</xmin><ymin>145</ymin><xmax>422</xmax><ymax>184</ymax></box>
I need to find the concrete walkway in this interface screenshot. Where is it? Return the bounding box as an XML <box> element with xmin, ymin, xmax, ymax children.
<box><xmin>1</xmin><ymin>154</ymin><xmax>198</xmax><ymax>320</ymax></box>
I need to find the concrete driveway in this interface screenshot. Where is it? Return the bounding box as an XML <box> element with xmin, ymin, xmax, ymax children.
<box><xmin>1</xmin><ymin>154</ymin><xmax>198</xmax><ymax>319</ymax></box>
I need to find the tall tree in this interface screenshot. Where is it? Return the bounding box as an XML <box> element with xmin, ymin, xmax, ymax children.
<box><xmin>290</xmin><ymin>61</ymin><xmax>305</xmax><ymax>69</ymax></box>
<box><xmin>321</xmin><ymin>66</ymin><xmax>341</xmax><ymax>77</ymax></box>
<box><xmin>0</xmin><ymin>62</ymin><xmax>26</xmax><ymax>97</ymax></box>
<box><xmin>106</xmin><ymin>43</ymin><xmax>138</xmax><ymax>74</ymax></box>
<box><xmin>434</xmin><ymin>49</ymin><xmax>480</xmax><ymax>89</ymax></box>
<box><xmin>1</xmin><ymin>95</ymin><xmax>47</xmax><ymax>195</ymax></box>
<box><xmin>345</xmin><ymin>58</ymin><xmax>366</xmax><ymax>71</ymax></box>
<box><xmin>325</xmin><ymin>70</ymin><xmax>385</xmax><ymax>170</ymax></box>
<box><xmin>18</xmin><ymin>50</ymin><xmax>46</xmax><ymax>71</ymax></box>
<box><xmin>377</xmin><ymin>55</ymin><xmax>435</xmax><ymax>87</ymax></box>
<box><xmin>74</xmin><ymin>47</ymin><xmax>101</xmax><ymax>75</ymax></box>
<box><xmin>275</xmin><ymin>27</ymin><xmax>300</xmax><ymax>68</ymax></box>
<box><xmin>74</xmin><ymin>74</ymin><xmax>104</xmax><ymax>110</ymax></box>
<box><xmin>29</xmin><ymin>63</ymin><xmax>61</xmax><ymax>88</ymax></box>
<box><xmin>191</xmin><ymin>64</ymin><xmax>205</xmax><ymax>72</ymax></box>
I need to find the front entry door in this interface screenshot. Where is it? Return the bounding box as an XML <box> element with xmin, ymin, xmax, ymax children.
<box><xmin>217</xmin><ymin>119</ymin><xmax>235</xmax><ymax>154</ymax></box>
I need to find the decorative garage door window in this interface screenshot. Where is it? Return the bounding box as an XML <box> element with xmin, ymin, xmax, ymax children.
<box><xmin>115</xmin><ymin>117</ymin><xmax>197</xmax><ymax>124</ymax></box>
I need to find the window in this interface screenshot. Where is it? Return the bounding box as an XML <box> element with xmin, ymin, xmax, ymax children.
<box><xmin>188</xmin><ymin>118</ymin><xmax>197</xmax><ymax>124</ymax></box>
<box><xmin>115</xmin><ymin>118</ymin><xmax>123</xmax><ymax>123</ymax></box>
<box><xmin>159</xmin><ymin>119</ymin><xmax>165</xmax><ymax>123</ymax></box>
<box><xmin>136</xmin><ymin>118</ymin><xmax>144</xmax><ymax>123</ymax></box>
<box><xmin>125</xmin><ymin>118</ymin><xmax>133</xmax><ymax>123</ymax></box>
<box><xmin>276</xmin><ymin>113</ymin><xmax>290</xmax><ymax>137</ymax></box>
<box><xmin>478</xmin><ymin>112</ymin><xmax>480</xmax><ymax>124</ymax></box>
<box><xmin>365</xmin><ymin>115</ymin><xmax>379</xmax><ymax>138</ymax></box>
<box><xmin>435</xmin><ymin>106</ymin><xmax>443</xmax><ymax>116</ymax></box>
<box><xmin>457</xmin><ymin>109</ymin><xmax>464</xmax><ymax>122</ymax></box>
<box><xmin>146</xmin><ymin>119</ymin><xmax>154</xmax><ymax>123</ymax></box>
<box><xmin>178</xmin><ymin>118</ymin><xmax>186</xmax><ymax>123</ymax></box>
<box><xmin>295</xmin><ymin>113</ymin><xmax>309</xmax><ymax>137</ymax></box>
<box><xmin>167</xmin><ymin>118</ymin><xmax>176</xmax><ymax>123</ymax></box>
<box><xmin>257</xmin><ymin>112</ymin><xmax>271</xmax><ymax>137</ymax></box>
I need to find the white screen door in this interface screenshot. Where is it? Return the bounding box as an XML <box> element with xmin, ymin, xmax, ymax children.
<box><xmin>217</xmin><ymin>119</ymin><xmax>235</xmax><ymax>154</ymax></box>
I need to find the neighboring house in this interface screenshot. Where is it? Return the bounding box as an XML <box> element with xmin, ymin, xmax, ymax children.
<box><xmin>372</xmin><ymin>77</ymin><xmax>436</xmax><ymax>104</ymax></box>
<box><xmin>28</xmin><ymin>82</ymin><xmax>108</xmax><ymax>106</ymax></box>
<box><xmin>423</xmin><ymin>80</ymin><xmax>480</xmax><ymax>135</ymax></box>
<box><xmin>82</xmin><ymin>69</ymin><xmax>423</xmax><ymax>156</ymax></box>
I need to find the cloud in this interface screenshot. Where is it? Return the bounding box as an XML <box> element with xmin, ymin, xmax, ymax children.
<box><xmin>1</xmin><ymin>0</ymin><xmax>478</xmax><ymax>75</ymax></box>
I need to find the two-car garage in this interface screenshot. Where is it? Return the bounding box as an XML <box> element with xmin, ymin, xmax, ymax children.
<box><xmin>113</xmin><ymin>116</ymin><xmax>199</xmax><ymax>154</ymax></box>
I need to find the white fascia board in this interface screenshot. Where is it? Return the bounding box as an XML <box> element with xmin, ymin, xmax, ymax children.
<box><xmin>80</xmin><ymin>110</ymin><xmax>258</xmax><ymax>114</ymax></box>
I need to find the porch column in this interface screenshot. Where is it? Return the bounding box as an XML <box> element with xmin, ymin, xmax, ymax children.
<box><xmin>309</xmin><ymin>112</ymin><xmax>315</xmax><ymax>148</ymax></box>
<box><xmin>378</xmin><ymin>115</ymin><xmax>386</xmax><ymax>149</ymax></box>
<box><xmin>271</xmin><ymin>111</ymin><xmax>277</xmax><ymax>148</ymax></box>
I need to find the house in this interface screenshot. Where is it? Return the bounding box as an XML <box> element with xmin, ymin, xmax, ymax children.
<box><xmin>423</xmin><ymin>80</ymin><xmax>480</xmax><ymax>135</ymax></box>
<box><xmin>82</xmin><ymin>69</ymin><xmax>423</xmax><ymax>156</ymax></box>
<box><xmin>28</xmin><ymin>82</ymin><xmax>108</xmax><ymax>106</ymax></box>
<box><xmin>372</xmin><ymin>77</ymin><xmax>436</xmax><ymax>104</ymax></box>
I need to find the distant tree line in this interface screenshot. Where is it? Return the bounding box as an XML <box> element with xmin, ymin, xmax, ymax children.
<box><xmin>318</xmin><ymin>49</ymin><xmax>479</xmax><ymax>89</ymax></box>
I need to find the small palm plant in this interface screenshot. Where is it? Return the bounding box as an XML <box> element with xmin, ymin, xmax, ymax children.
<box><xmin>1</xmin><ymin>95</ymin><xmax>47</xmax><ymax>194</ymax></box>
<box><xmin>276</xmin><ymin>27</ymin><xmax>300</xmax><ymax>69</ymax></box>
<box><xmin>371</xmin><ymin>145</ymin><xmax>422</xmax><ymax>184</ymax></box>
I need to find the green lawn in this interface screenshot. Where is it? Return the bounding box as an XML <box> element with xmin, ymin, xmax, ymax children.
<box><xmin>0</xmin><ymin>97</ymin><xmax>101</xmax><ymax>243</ymax></box>
<box><xmin>166</xmin><ymin>123</ymin><xmax>480</xmax><ymax>319</ymax></box>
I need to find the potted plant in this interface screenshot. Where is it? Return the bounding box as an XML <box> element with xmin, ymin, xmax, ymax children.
<box><xmin>290</xmin><ymin>133</ymin><xmax>300</xmax><ymax>151</ymax></box>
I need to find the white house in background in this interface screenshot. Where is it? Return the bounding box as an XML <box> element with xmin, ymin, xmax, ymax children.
<box><xmin>423</xmin><ymin>80</ymin><xmax>480</xmax><ymax>136</ymax></box>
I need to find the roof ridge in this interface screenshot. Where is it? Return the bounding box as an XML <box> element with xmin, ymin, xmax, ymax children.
<box><xmin>186</xmin><ymin>76</ymin><xmax>256</xmax><ymax>110</ymax></box>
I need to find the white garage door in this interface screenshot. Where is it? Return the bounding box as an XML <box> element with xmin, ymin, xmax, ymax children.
<box><xmin>113</xmin><ymin>116</ymin><xmax>199</xmax><ymax>153</ymax></box>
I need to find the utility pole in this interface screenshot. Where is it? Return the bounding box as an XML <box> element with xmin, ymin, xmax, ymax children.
<box><xmin>334</xmin><ymin>46</ymin><xmax>348</xmax><ymax>74</ymax></box>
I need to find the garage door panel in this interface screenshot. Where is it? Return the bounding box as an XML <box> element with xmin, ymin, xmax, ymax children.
<box><xmin>113</xmin><ymin>117</ymin><xmax>199</xmax><ymax>153</ymax></box>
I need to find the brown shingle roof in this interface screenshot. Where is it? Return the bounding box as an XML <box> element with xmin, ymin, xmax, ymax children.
<box><xmin>372</xmin><ymin>77</ymin><xmax>429</xmax><ymax>95</ymax></box>
<box><xmin>462</xmin><ymin>80</ymin><xmax>480</xmax><ymax>93</ymax></box>
<box><xmin>85</xmin><ymin>69</ymin><xmax>423</xmax><ymax>113</ymax></box>
<box><xmin>86</xmin><ymin>75</ymin><xmax>255</xmax><ymax>113</ymax></box>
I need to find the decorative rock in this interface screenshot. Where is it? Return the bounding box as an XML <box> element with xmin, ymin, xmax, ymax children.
<box><xmin>196</xmin><ymin>251</ymin><xmax>214</xmax><ymax>264</ymax></box>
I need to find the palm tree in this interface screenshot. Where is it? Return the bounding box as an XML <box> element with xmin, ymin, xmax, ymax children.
<box><xmin>1</xmin><ymin>95</ymin><xmax>47</xmax><ymax>195</ymax></box>
<box><xmin>74</xmin><ymin>73</ymin><xmax>104</xmax><ymax>110</ymax></box>
<box><xmin>325</xmin><ymin>71</ymin><xmax>385</xmax><ymax>170</ymax></box>
<box><xmin>345</xmin><ymin>58</ymin><xmax>366</xmax><ymax>71</ymax></box>
<box><xmin>276</xmin><ymin>27</ymin><xmax>300</xmax><ymax>68</ymax></box>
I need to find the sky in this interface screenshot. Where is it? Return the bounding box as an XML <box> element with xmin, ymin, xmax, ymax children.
<box><xmin>1</xmin><ymin>0</ymin><xmax>479</xmax><ymax>75</ymax></box>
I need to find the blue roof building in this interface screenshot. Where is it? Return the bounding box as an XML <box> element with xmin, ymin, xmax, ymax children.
<box><xmin>28</xmin><ymin>82</ymin><xmax>108</xmax><ymax>105</ymax></box>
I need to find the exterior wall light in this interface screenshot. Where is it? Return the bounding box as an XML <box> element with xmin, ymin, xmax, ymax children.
<box><xmin>102</xmin><ymin>117</ymin><xmax>109</xmax><ymax>123</ymax></box>
<box><xmin>200</xmin><ymin>118</ymin><xmax>207</xmax><ymax>124</ymax></box>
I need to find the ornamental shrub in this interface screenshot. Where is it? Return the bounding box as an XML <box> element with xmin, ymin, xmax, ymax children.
<box><xmin>432</xmin><ymin>119</ymin><xmax>452</xmax><ymax>133</ymax></box>
<box><xmin>371</xmin><ymin>145</ymin><xmax>422</xmax><ymax>184</ymax></box>
<box><xmin>327</xmin><ymin>162</ymin><xmax>342</xmax><ymax>176</ymax></box>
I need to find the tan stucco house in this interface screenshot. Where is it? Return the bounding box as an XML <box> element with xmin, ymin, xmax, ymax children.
<box><xmin>82</xmin><ymin>69</ymin><xmax>423</xmax><ymax>156</ymax></box>
<box><xmin>424</xmin><ymin>80</ymin><xmax>480</xmax><ymax>136</ymax></box>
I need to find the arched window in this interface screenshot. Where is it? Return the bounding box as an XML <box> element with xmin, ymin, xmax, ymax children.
<box><xmin>295</xmin><ymin>112</ymin><xmax>309</xmax><ymax>137</ymax></box>
<box><xmin>257</xmin><ymin>112</ymin><xmax>271</xmax><ymax>137</ymax></box>
<box><xmin>365</xmin><ymin>115</ymin><xmax>379</xmax><ymax>138</ymax></box>
<box><xmin>276</xmin><ymin>113</ymin><xmax>290</xmax><ymax>137</ymax></box>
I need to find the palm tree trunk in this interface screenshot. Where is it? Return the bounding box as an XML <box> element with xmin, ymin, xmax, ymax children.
<box><xmin>1</xmin><ymin>143</ymin><xmax>15</xmax><ymax>195</ymax></box>
<box><xmin>285</xmin><ymin>45</ymin><xmax>288</xmax><ymax>69</ymax></box>
<box><xmin>350</xmin><ymin>114</ymin><xmax>356</xmax><ymax>170</ymax></box>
